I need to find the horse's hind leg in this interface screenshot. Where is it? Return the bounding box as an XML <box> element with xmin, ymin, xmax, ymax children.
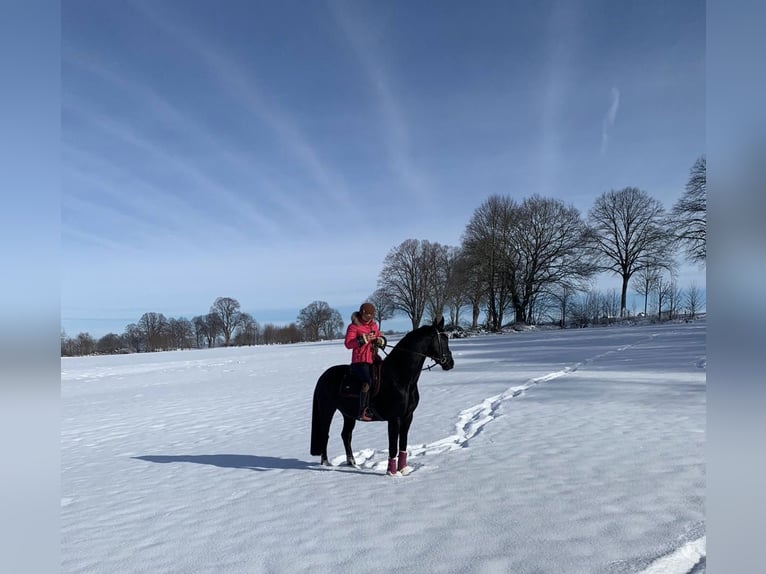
<box><xmin>340</xmin><ymin>415</ymin><xmax>358</xmax><ymax>466</ymax></box>
<box><xmin>310</xmin><ymin>387</ymin><xmax>334</xmax><ymax>466</ymax></box>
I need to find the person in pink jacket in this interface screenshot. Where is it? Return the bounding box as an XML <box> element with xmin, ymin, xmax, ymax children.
<box><xmin>344</xmin><ymin>302</ymin><xmax>385</xmax><ymax>421</ymax></box>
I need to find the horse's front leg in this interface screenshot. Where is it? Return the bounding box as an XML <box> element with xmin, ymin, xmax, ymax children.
<box><xmin>340</xmin><ymin>415</ymin><xmax>358</xmax><ymax>466</ymax></box>
<box><xmin>397</xmin><ymin>412</ymin><xmax>413</xmax><ymax>473</ymax></box>
<box><xmin>386</xmin><ymin>418</ymin><xmax>401</xmax><ymax>475</ymax></box>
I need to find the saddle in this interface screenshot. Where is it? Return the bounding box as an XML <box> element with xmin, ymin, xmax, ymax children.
<box><xmin>339</xmin><ymin>357</ymin><xmax>382</xmax><ymax>399</ymax></box>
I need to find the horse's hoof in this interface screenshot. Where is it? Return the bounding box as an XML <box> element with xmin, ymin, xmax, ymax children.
<box><xmin>320</xmin><ymin>458</ymin><xmax>331</xmax><ymax>467</ymax></box>
<box><xmin>346</xmin><ymin>456</ymin><xmax>357</xmax><ymax>467</ymax></box>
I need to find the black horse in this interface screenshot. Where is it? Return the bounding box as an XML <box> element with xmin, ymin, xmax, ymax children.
<box><xmin>310</xmin><ymin>317</ymin><xmax>454</xmax><ymax>475</ymax></box>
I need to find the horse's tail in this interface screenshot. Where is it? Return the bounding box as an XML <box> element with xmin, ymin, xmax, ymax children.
<box><xmin>310</xmin><ymin>383</ymin><xmax>326</xmax><ymax>456</ymax></box>
<box><xmin>310</xmin><ymin>367</ymin><xmax>339</xmax><ymax>456</ymax></box>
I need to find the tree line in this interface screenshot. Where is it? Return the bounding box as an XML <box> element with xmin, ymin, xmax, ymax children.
<box><xmin>61</xmin><ymin>156</ymin><xmax>705</xmax><ymax>356</ymax></box>
<box><xmin>61</xmin><ymin>298</ymin><xmax>344</xmax><ymax>356</ymax></box>
<box><xmin>373</xmin><ymin>156</ymin><xmax>705</xmax><ymax>331</ymax></box>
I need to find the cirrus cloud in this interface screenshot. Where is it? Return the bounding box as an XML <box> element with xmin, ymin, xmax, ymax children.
<box><xmin>601</xmin><ymin>86</ymin><xmax>620</xmax><ymax>155</ymax></box>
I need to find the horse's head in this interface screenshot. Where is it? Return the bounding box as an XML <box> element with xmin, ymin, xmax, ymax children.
<box><xmin>427</xmin><ymin>317</ymin><xmax>455</xmax><ymax>370</ymax></box>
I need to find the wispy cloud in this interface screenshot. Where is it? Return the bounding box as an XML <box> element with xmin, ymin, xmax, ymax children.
<box><xmin>62</xmin><ymin>143</ymin><xmax>247</xmax><ymax>248</ymax></box>
<box><xmin>63</xmin><ymin>103</ymin><xmax>284</xmax><ymax>238</ymax></box>
<box><xmin>64</xmin><ymin>37</ymin><xmax>337</xmax><ymax>240</ymax></box>
<box><xmin>330</xmin><ymin>1</ymin><xmax>430</xmax><ymax>205</ymax></box>
<box><xmin>601</xmin><ymin>86</ymin><xmax>620</xmax><ymax>155</ymax></box>
<box><xmin>539</xmin><ymin>0</ymin><xmax>580</xmax><ymax>195</ymax></box>
<box><xmin>128</xmin><ymin>2</ymin><xmax>355</xmax><ymax>220</ymax></box>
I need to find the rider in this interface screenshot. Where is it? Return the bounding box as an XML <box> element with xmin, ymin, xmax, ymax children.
<box><xmin>344</xmin><ymin>302</ymin><xmax>385</xmax><ymax>421</ymax></box>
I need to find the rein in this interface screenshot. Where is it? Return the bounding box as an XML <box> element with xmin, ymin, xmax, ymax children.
<box><xmin>378</xmin><ymin>331</ymin><xmax>449</xmax><ymax>371</ymax></box>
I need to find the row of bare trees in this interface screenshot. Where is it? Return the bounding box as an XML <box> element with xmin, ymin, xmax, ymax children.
<box><xmin>559</xmin><ymin>282</ymin><xmax>705</xmax><ymax>328</ymax></box>
<box><xmin>62</xmin><ymin>157</ymin><xmax>705</xmax><ymax>354</ymax></box>
<box><xmin>372</xmin><ymin>156</ymin><xmax>705</xmax><ymax>331</ymax></box>
<box><xmin>61</xmin><ymin>297</ymin><xmax>347</xmax><ymax>356</ymax></box>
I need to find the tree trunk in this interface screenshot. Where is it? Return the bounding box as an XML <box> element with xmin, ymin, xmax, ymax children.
<box><xmin>621</xmin><ymin>275</ymin><xmax>629</xmax><ymax>317</ymax></box>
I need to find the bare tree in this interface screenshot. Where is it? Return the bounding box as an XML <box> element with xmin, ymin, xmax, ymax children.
<box><xmin>193</xmin><ymin>312</ymin><xmax>222</xmax><ymax>348</ymax></box>
<box><xmin>210</xmin><ymin>297</ymin><xmax>243</xmax><ymax>346</ymax></box>
<box><xmin>234</xmin><ymin>313</ymin><xmax>260</xmax><ymax>346</ymax></box>
<box><xmin>601</xmin><ymin>288</ymin><xmax>620</xmax><ymax>323</ymax></box>
<box><xmin>549</xmin><ymin>283</ymin><xmax>576</xmax><ymax>328</ymax></box>
<box><xmin>192</xmin><ymin>315</ymin><xmax>211</xmax><ymax>348</ymax></box>
<box><xmin>570</xmin><ymin>289</ymin><xmax>601</xmax><ymax>327</ymax></box>
<box><xmin>297</xmin><ymin>300</ymin><xmax>342</xmax><ymax>341</ymax></box>
<box><xmin>461</xmin><ymin>195</ymin><xmax>595</xmax><ymax>328</ymax></box>
<box><xmin>207</xmin><ymin>313</ymin><xmax>223</xmax><ymax>346</ymax></box>
<box><xmin>463</xmin><ymin>257</ymin><xmax>486</xmax><ymax>329</ymax></box>
<box><xmin>654</xmin><ymin>275</ymin><xmax>673</xmax><ymax>321</ymax></box>
<box><xmin>443</xmin><ymin>248</ymin><xmax>473</xmax><ymax>327</ymax></box>
<box><xmin>75</xmin><ymin>332</ymin><xmax>96</xmax><ymax>355</ymax></box>
<box><xmin>378</xmin><ymin>239</ymin><xmax>444</xmax><ymax>330</ymax></box>
<box><xmin>260</xmin><ymin>323</ymin><xmax>278</xmax><ymax>345</ymax></box>
<box><xmin>424</xmin><ymin>242</ymin><xmax>452</xmax><ymax>324</ymax></box>
<box><xmin>61</xmin><ymin>330</ymin><xmax>75</xmax><ymax>356</ymax></box>
<box><xmin>277</xmin><ymin>323</ymin><xmax>303</xmax><ymax>344</ymax></box>
<box><xmin>672</xmin><ymin>155</ymin><xmax>706</xmax><ymax>265</ymax></box>
<box><xmin>508</xmin><ymin>195</ymin><xmax>596</xmax><ymax>324</ymax></box>
<box><xmin>589</xmin><ymin>187</ymin><xmax>673</xmax><ymax>317</ymax></box>
<box><xmin>666</xmin><ymin>279</ymin><xmax>683</xmax><ymax>321</ymax></box>
<box><xmin>685</xmin><ymin>282</ymin><xmax>705</xmax><ymax>318</ymax></box>
<box><xmin>322</xmin><ymin>309</ymin><xmax>343</xmax><ymax>340</ymax></box>
<box><xmin>568</xmin><ymin>299</ymin><xmax>587</xmax><ymax>328</ymax></box>
<box><xmin>97</xmin><ymin>333</ymin><xmax>124</xmax><ymax>354</ymax></box>
<box><xmin>123</xmin><ymin>323</ymin><xmax>143</xmax><ymax>352</ymax></box>
<box><xmin>167</xmin><ymin>317</ymin><xmax>194</xmax><ymax>349</ymax></box>
<box><xmin>633</xmin><ymin>266</ymin><xmax>662</xmax><ymax>316</ymax></box>
<box><xmin>528</xmin><ymin>291</ymin><xmax>559</xmax><ymax>325</ymax></box>
<box><xmin>138</xmin><ymin>312</ymin><xmax>168</xmax><ymax>351</ymax></box>
<box><xmin>258</xmin><ymin>322</ymin><xmax>303</xmax><ymax>345</ymax></box>
<box><xmin>368</xmin><ymin>288</ymin><xmax>395</xmax><ymax>330</ymax></box>
<box><xmin>461</xmin><ymin>195</ymin><xmax>518</xmax><ymax>331</ymax></box>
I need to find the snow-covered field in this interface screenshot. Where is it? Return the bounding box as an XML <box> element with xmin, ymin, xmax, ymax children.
<box><xmin>61</xmin><ymin>321</ymin><xmax>706</xmax><ymax>573</ymax></box>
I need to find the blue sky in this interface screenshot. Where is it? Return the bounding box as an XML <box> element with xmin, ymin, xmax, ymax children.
<box><xmin>61</xmin><ymin>0</ymin><xmax>705</xmax><ymax>337</ymax></box>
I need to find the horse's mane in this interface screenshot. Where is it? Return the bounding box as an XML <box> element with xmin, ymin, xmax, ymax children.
<box><xmin>393</xmin><ymin>323</ymin><xmax>434</xmax><ymax>349</ymax></box>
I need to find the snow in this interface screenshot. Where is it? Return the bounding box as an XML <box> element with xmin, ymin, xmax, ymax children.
<box><xmin>61</xmin><ymin>321</ymin><xmax>706</xmax><ymax>573</ymax></box>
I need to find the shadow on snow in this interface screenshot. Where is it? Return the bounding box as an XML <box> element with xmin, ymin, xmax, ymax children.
<box><xmin>133</xmin><ymin>454</ymin><xmax>316</xmax><ymax>472</ymax></box>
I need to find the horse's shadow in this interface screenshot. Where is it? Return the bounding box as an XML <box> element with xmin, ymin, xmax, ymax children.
<box><xmin>133</xmin><ymin>454</ymin><xmax>315</xmax><ymax>472</ymax></box>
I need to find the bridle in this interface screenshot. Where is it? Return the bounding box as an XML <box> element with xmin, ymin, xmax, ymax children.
<box><xmin>379</xmin><ymin>330</ymin><xmax>451</xmax><ymax>371</ymax></box>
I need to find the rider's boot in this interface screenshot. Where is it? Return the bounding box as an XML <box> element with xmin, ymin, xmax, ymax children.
<box><xmin>358</xmin><ymin>384</ymin><xmax>372</xmax><ymax>421</ymax></box>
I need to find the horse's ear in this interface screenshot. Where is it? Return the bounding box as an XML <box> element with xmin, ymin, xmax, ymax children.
<box><xmin>435</xmin><ymin>317</ymin><xmax>445</xmax><ymax>331</ymax></box>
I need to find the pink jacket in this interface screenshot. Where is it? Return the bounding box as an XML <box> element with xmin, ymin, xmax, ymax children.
<box><xmin>344</xmin><ymin>312</ymin><xmax>381</xmax><ymax>364</ymax></box>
